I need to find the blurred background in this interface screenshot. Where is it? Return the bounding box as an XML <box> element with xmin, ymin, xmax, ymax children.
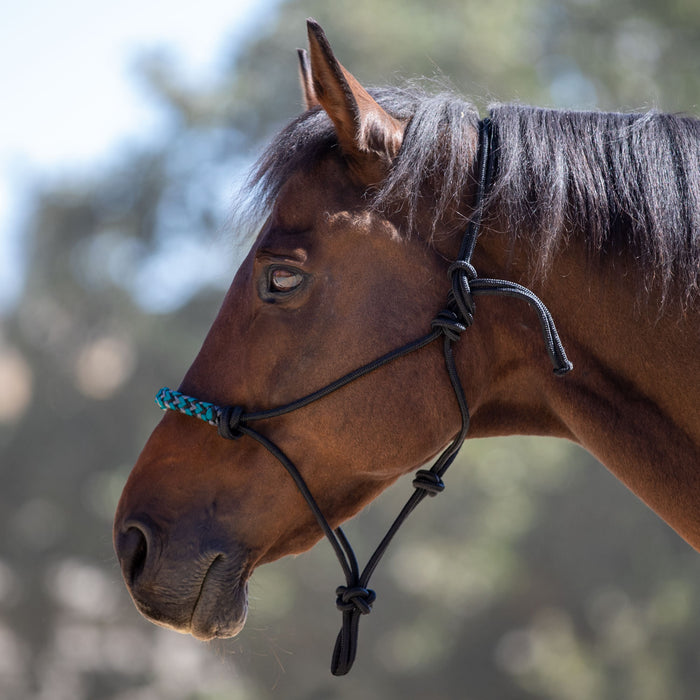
<box><xmin>1</xmin><ymin>1</ymin><xmax>699</xmax><ymax>698</ymax></box>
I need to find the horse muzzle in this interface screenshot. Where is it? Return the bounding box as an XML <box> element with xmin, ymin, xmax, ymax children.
<box><xmin>114</xmin><ymin>513</ymin><xmax>250</xmax><ymax>640</ymax></box>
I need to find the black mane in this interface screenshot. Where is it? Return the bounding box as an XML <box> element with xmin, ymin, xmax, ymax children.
<box><xmin>247</xmin><ymin>85</ymin><xmax>700</xmax><ymax>305</ymax></box>
<box><xmin>490</xmin><ymin>104</ymin><xmax>700</xmax><ymax>304</ymax></box>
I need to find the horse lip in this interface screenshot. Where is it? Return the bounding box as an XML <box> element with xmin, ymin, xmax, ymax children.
<box><xmin>189</xmin><ymin>555</ymin><xmax>250</xmax><ymax>640</ymax></box>
<box><xmin>126</xmin><ymin>551</ymin><xmax>250</xmax><ymax>641</ymax></box>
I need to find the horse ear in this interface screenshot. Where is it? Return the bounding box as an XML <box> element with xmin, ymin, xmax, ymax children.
<box><xmin>305</xmin><ymin>18</ymin><xmax>404</xmax><ymax>183</ymax></box>
<box><xmin>297</xmin><ymin>49</ymin><xmax>319</xmax><ymax>109</ymax></box>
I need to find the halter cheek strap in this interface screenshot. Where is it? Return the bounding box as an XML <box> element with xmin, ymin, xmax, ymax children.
<box><xmin>155</xmin><ymin>117</ymin><xmax>572</xmax><ymax>676</ymax></box>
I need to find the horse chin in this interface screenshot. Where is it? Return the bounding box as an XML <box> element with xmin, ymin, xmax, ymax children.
<box><xmin>189</xmin><ymin>557</ymin><xmax>250</xmax><ymax>640</ymax></box>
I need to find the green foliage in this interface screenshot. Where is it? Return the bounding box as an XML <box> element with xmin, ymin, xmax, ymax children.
<box><xmin>1</xmin><ymin>1</ymin><xmax>699</xmax><ymax>698</ymax></box>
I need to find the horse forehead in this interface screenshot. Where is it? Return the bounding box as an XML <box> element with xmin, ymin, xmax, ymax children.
<box><xmin>273</xmin><ymin>158</ymin><xmax>368</xmax><ymax>218</ymax></box>
<box><xmin>263</xmin><ymin>188</ymin><xmax>396</xmax><ymax>255</ymax></box>
<box><xmin>324</xmin><ymin>209</ymin><xmax>401</xmax><ymax>241</ymax></box>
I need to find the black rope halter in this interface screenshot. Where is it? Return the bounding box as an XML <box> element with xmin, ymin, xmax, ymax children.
<box><xmin>156</xmin><ymin>117</ymin><xmax>573</xmax><ymax>675</ymax></box>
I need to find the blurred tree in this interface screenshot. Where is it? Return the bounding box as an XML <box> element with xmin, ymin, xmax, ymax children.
<box><xmin>1</xmin><ymin>0</ymin><xmax>699</xmax><ymax>698</ymax></box>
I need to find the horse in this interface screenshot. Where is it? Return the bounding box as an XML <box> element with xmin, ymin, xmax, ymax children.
<box><xmin>114</xmin><ymin>19</ymin><xmax>700</xmax><ymax>675</ymax></box>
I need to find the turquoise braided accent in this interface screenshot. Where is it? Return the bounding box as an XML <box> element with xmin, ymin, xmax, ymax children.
<box><xmin>155</xmin><ymin>387</ymin><xmax>221</xmax><ymax>427</ymax></box>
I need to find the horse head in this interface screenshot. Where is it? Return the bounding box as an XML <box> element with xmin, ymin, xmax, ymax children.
<box><xmin>113</xmin><ymin>20</ymin><xmax>476</xmax><ymax>643</ymax></box>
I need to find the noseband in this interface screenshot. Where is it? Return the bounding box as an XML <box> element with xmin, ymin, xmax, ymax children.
<box><xmin>155</xmin><ymin>118</ymin><xmax>572</xmax><ymax>675</ymax></box>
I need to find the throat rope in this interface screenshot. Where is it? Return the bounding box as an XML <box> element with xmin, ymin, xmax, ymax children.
<box><xmin>155</xmin><ymin>117</ymin><xmax>572</xmax><ymax>676</ymax></box>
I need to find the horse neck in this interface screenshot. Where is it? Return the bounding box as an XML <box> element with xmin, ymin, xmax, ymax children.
<box><xmin>459</xmin><ymin>224</ymin><xmax>700</xmax><ymax>550</ymax></box>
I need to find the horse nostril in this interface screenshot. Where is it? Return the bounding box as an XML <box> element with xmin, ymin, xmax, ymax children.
<box><xmin>117</xmin><ymin>523</ymin><xmax>150</xmax><ymax>587</ymax></box>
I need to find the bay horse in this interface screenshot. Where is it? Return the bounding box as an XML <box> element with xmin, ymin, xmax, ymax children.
<box><xmin>114</xmin><ymin>20</ymin><xmax>700</xmax><ymax>675</ymax></box>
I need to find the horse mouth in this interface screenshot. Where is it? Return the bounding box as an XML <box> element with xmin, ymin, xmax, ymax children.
<box><xmin>130</xmin><ymin>554</ymin><xmax>250</xmax><ymax>641</ymax></box>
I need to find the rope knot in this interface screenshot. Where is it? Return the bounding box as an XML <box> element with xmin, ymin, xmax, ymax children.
<box><xmin>217</xmin><ymin>405</ymin><xmax>245</xmax><ymax>440</ymax></box>
<box><xmin>447</xmin><ymin>261</ymin><xmax>478</xmax><ymax>327</ymax></box>
<box><xmin>335</xmin><ymin>585</ymin><xmax>376</xmax><ymax>615</ymax></box>
<box><xmin>431</xmin><ymin>309</ymin><xmax>467</xmax><ymax>342</ymax></box>
<box><xmin>412</xmin><ymin>469</ymin><xmax>445</xmax><ymax>496</ymax></box>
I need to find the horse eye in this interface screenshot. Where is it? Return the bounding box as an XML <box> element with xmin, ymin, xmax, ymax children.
<box><xmin>268</xmin><ymin>267</ymin><xmax>304</xmax><ymax>293</ymax></box>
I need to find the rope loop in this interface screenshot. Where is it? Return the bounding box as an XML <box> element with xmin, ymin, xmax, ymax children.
<box><xmin>448</xmin><ymin>260</ymin><xmax>477</xmax><ymax>281</ymax></box>
<box><xmin>335</xmin><ymin>585</ymin><xmax>376</xmax><ymax>615</ymax></box>
<box><xmin>217</xmin><ymin>405</ymin><xmax>245</xmax><ymax>440</ymax></box>
<box><xmin>412</xmin><ymin>469</ymin><xmax>445</xmax><ymax>496</ymax></box>
<box><xmin>431</xmin><ymin>309</ymin><xmax>467</xmax><ymax>342</ymax></box>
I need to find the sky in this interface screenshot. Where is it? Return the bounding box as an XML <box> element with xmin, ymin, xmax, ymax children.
<box><xmin>0</xmin><ymin>0</ymin><xmax>280</xmax><ymax>310</ymax></box>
